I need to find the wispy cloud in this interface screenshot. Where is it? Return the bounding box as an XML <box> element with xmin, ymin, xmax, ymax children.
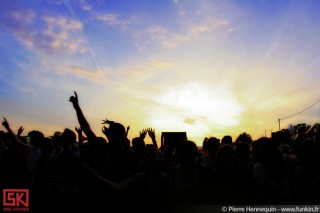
<box><xmin>122</xmin><ymin>60</ymin><xmax>175</xmax><ymax>84</ymax></box>
<box><xmin>55</xmin><ymin>64</ymin><xmax>106</xmax><ymax>83</ymax></box>
<box><xmin>40</xmin><ymin>58</ymin><xmax>105</xmax><ymax>83</ymax></box>
<box><xmin>79</xmin><ymin>2</ymin><xmax>93</xmax><ymax>11</ymax></box>
<box><xmin>10</xmin><ymin>9</ymin><xmax>35</xmax><ymax>24</ymax></box>
<box><xmin>0</xmin><ymin>9</ymin><xmax>35</xmax><ymax>33</ymax></box>
<box><xmin>2</xmin><ymin>10</ymin><xmax>87</xmax><ymax>54</ymax></box>
<box><xmin>95</xmin><ymin>13</ymin><xmax>139</xmax><ymax>28</ymax></box>
<box><xmin>184</xmin><ymin>118</ymin><xmax>196</xmax><ymax>125</ymax></box>
<box><xmin>133</xmin><ymin>17</ymin><xmax>229</xmax><ymax>50</ymax></box>
<box><xmin>97</xmin><ymin>59</ymin><xmax>177</xmax><ymax>102</ymax></box>
<box><xmin>34</xmin><ymin>16</ymin><xmax>86</xmax><ymax>54</ymax></box>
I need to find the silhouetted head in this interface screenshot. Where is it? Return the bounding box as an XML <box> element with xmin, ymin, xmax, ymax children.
<box><xmin>254</xmin><ymin>137</ymin><xmax>278</xmax><ymax>162</ymax></box>
<box><xmin>176</xmin><ymin>139</ymin><xmax>198</xmax><ymax>164</ymax></box>
<box><xmin>132</xmin><ymin>137</ymin><xmax>146</xmax><ymax>151</ymax></box>
<box><xmin>61</xmin><ymin>128</ymin><xmax>77</xmax><ymax>149</ymax></box>
<box><xmin>0</xmin><ymin>131</ymin><xmax>11</xmax><ymax>146</ymax></box>
<box><xmin>234</xmin><ymin>141</ymin><xmax>250</xmax><ymax>161</ymax></box>
<box><xmin>216</xmin><ymin>144</ymin><xmax>236</xmax><ymax>168</ymax></box>
<box><xmin>254</xmin><ymin>137</ymin><xmax>287</xmax><ymax>182</ymax></box>
<box><xmin>203</xmin><ymin>137</ymin><xmax>220</xmax><ymax>156</ymax></box>
<box><xmin>221</xmin><ymin>135</ymin><xmax>233</xmax><ymax>145</ymax></box>
<box><xmin>50</xmin><ymin>131</ymin><xmax>63</xmax><ymax>145</ymax></box>
<box><xmin>235</xmin><ymin>132</ymin><xmax>253</xmax><ymax>144</ymax></box>
<box><xmin>108</xmin><ymin>122</ymin><xmax>126</xmax><ymax>145</ymax></box>
<box><xmin>28</xmin><ymin>130</ymin><xmax>44</xmax><ymax>148</ymax></box>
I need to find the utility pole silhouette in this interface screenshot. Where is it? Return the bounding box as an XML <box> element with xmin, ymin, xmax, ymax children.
<box><xmin>278</xmin><ymin>119</ymin><xmax>281</xmax><ymax>131</ymax></box>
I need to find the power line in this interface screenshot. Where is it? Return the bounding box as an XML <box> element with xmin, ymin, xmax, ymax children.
<box><xmin>270</xmin><ymin>97</ymin><xmax>320</xmax><ymax>132</ymax></box>
<box><xmin>270</xmin><ymin>120</ymin><xmax>279</xmax><ymax>131</ymax></box>
<box><xmin>280</xmin><ymin>98</ymin><xmax>320</xmax><ymax>120</ymax></box>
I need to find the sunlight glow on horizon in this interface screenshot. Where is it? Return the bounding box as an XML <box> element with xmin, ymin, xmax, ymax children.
<box><xmin>145</xmin><ymin>82</ymin><xmax>243</xmax><ymax>145</ymax></box>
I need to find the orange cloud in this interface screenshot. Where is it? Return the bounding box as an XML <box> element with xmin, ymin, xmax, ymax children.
<box><xmin>55</xmin><ymin>65</ymin><xmax>105</xmax><ymax>83</ymax></box>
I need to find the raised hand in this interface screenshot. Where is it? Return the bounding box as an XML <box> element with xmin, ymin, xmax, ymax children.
<box><xmin>69</xmin><ymin>91</ymin><xmax>79</xmax><ymax>109</ymax></box>
<box><xmin>147</xmin><ymin>128</ymin><xmax>156</xmax><ymax>141</ymax></box>
<box><xmin>147</xmin><ymin>128</ymin><xmax>158</xmax><ymax>148</ymax></box>
<box><xmin>102</xmin><ymin>125</ymin><xmax>110</xmax><ymax>140</ymax></box>
<box><xmin>139</xmin><ymin>129</ymin><xmax>148</xmax><ymax>140</ymax></box>
<box><xmin>102</xmin><ymin>118</ymin><xmax>115</xmax><ymax>125</ymax></box>
<box><xmin>75</xmin><ymin>126</ymin><xmax>82</xmax><ymax>134</ymax></box>
<box><xmin>2</xmin><ymin>117</ymin><xmax>26</xmax><ymax>147</ymax></box>
<box><xmin>75</xmin><ymin>126</ymin><xmax>84</xmax><ymax>144</ymax></box>
<box><xmin>2</xmin><ymin>117</ymin><xmax>9</xmax><ymax>130</ymax></box>
<box><xmin>68</xmin><ymin>91</ymin><xmax>98</xmax><ymax>141</ymax></box>
<box><xmin>126</xmin><ymin>125</ymin><xmax>130</xmax><ymax>137</ymax></box>
<box><xmin>17</xmin><ymin>126</ymin><xmax>24</xmax><ymax>136</ymax></box>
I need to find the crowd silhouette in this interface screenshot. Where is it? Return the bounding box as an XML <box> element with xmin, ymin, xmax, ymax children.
<box><xmin>1</xmin><ymin>91</ymin><xmax>320</xmax><ymax>212</ymax></box>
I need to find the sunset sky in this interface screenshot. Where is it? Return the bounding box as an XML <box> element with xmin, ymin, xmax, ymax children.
<box><xmin>1</xmin><ymin>0</ymin><xmax>320</xmax><ymax>146</ymax></box>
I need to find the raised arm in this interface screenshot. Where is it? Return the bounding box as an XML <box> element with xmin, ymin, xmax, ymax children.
<box><xmin>139</xmin><ymin>128</ymin><xmax>148</xmax><ymax>140</ymax></box>
<box><xmin>147</xmin><ymin>128</ymin><xmax>158</xmax><ymax>148</ymax></box>
<box><xmin>75</xmin><ymin>126</ymin><xmax>84</xmax><ymax>145</ymax></box>
<box><xmin>126</xmin><ymin>125</ymin><xmax>130</xmax><ymax>137</ymax></box>
<box><xmin>2</xmin><ymin>117</ymin><xmax>28</xmax><ymax>148</ymax></box>
<box><xmin>17</xmin><ymin>126</ymin><xmax>24</xmax><ymax>137</ymax></box>
<box><xmin>69</xmin><ymin>91</ymin><xmax>97</xmax><ymax>141</ymax></box>
<box><xmin>101</xmin><ymin>119</ymin><xmax>115</xmax><ymax>142</ymax></box>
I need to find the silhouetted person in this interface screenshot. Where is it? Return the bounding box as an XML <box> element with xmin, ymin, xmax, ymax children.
<box><xmin>234</xmin><ymin>141</ymin><xmax>252</xmax><ymax>173</ymax></box>
<box><xmin>33</xmin><ymin>137</ymin><xmax>56</xmax><ymax>211</ymax></box>
<box><xmin>210</xmin><ymin>144</ymin><xmax>261</xmax><ymax>204</ymax></box>
<box><xmin>54</xmin><ymin>128</ymin><xmax>80</xmax><ymax>180</ymax></box>
<box><xmin>69</xmin><ymin>91</ymin><xmax>134</xmax><ymax>182</ymax></box>
<box><xmin>1</xmin><ymin>120</ymin><xmax>29</xmax><ymax>187</ymax></box>
<box><xmin>68</xmin><ymin>91</ymin><xmax>135</xmax><ymax>212</ymax></box>
<box><xmin>131</xmin><ymin>136</ymin><xmax>146</xmax><ymax>172</ymax></box>
<box><xmin>294</xmin><ymin>139</ymin><xmax>320</xmax><ymax>204</ymax></box>
<box><xmin>221</xmin><ymin>135</ymin><xmax>233</xmax><ymax>145</ymax></box>
<box><xmin>2</xmin><ymin>118</ymin><xmax>42</xmax><ymax>187</ymax></box>
<box><xmin>235</xmin><ymin>132</ymin><xmax>253</xmax><ymax>144</ymax></box>
<box><xmin>253</xmin><ymin>137</ymin><xmax>290</xmax><ymax>204</ymax></box>
<box><xmin>201</xmin><ymin>137</ymin><xmax>220</xmax><ymax>171</ymax></box>
<box><xmin>84</xmin><ymin>146</ymin><xmax>168</xmax><ymax>213</ymax></box>
<box><xmin>166</xmin><ymin>139</ymin><xmax>210</xmax><ymax>205</ymax></box>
